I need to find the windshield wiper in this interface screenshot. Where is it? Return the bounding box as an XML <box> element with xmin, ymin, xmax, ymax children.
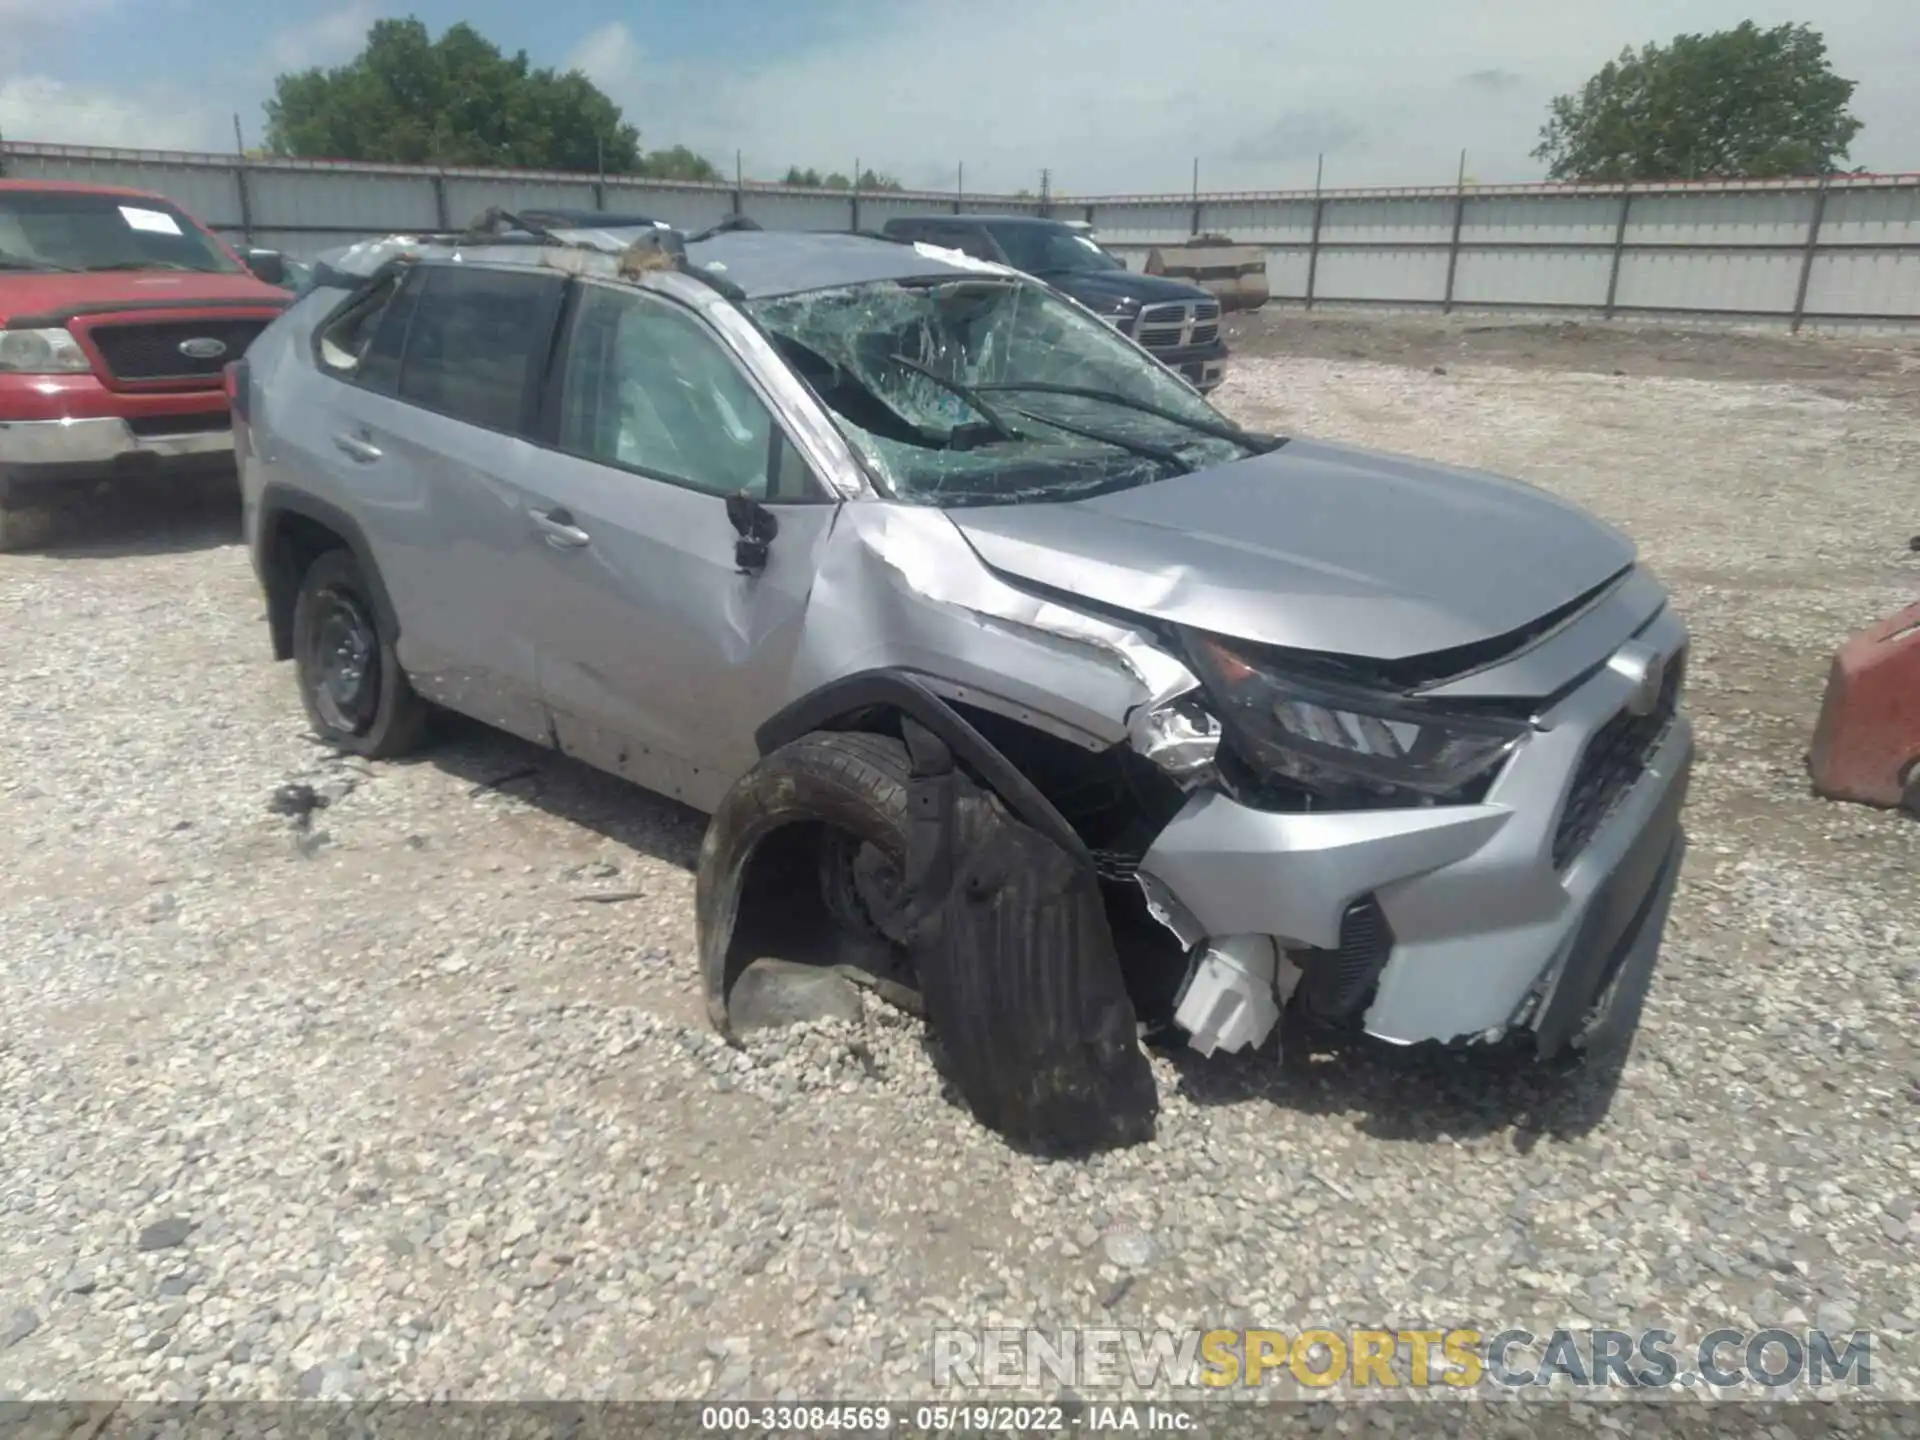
<box><xmin>0</xmin><ymin>254</ymin><xmax>76</xmax><ymax>272</ymax></box>
<box><xmin>85</xmin><ymin>261</ymin><xmax>200</xmax><ymax>272</ymax></box>
<box><xmin>972</xmin><ymin>380</ymin><xmax>1282</xmax><ymax>452</ymax></box>
<box><xmin>1004</xmin><ymin>404</ymin><xmax>1193</xmax><ymax>474</ymax></box>
<box><xmin>885</xmin><ymin>352</ymin><xmax>1022</xmax><ymax>444</ymax></box>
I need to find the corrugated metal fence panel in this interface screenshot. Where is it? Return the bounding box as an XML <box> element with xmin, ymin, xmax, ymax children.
<box><xmin>248</xmin><ymin>169</ymin><xmax>440</xmax><ymax>233</ymax></box>
<box><xmin>7</xmin><ymin>151</ymin><xmax>242</xmax><ymax>227</ymax></box>
<box><xmin>1202</xmin><ymin>198</ymin><xmax>1315</xmax><ymax>243</ymax></box>
<box><xmin>1263</xmin><ymin>246</ymin><xmax>1313</xmax><ymax>298</ymax></box>
<box><xmin>1316</xmin><ymin>247</ymin><xmax>1451</xmax><ymax>302</ymax></box>
<box><xmin>1462</xmin><ymin>193</ymin><xmax>1622</xmax><ymax>246</ymax></box>
<box><xmin>1625</xmin><ymin>190</ymin><xmax>1816</xmax><ymax>247</ymax></box>
<box><xmin>1084</xmin><ymin>202</ymin><xmax>1192</xmax><ymax>245</ymax></box>
<box><xmin>443</xmin><ymin>177</ymin><xmax>598</xmax><ymax>222</ymax></box>
<box><xmin>1614</xmin><ymin>249</ymin><xmax>1804</xmax><ymax>312</ymax></box>
<box><xmin>1319</xmin><ymin>196</ymin><xmax>1455</xmax><ymax>246</ymax></box>
<box><xmin>1454</xmin><ymin>247</ymin><xmax>1612</xmax><ymax>306</ymax></box>
<box><xmin>755</xmin><ymin>190</ymin><xmax>861</xmax><ymax>230</ymax></box>
<box><xmin>1820</xmin><ymin>185</ymin><xmax>1920</xmax><ymax>243</ymax></box>
<box><xmin>1804</xmin><ymin>251</ymin><xmax>1920</xmax><ymax>318</ymax></box>
<box><xmin>608</xmin><ymin>186</ymin><xmax>737</xmax><ymax>232</ymax></box>
<box><xmin>10</xmin><ymin>143</ymin><xmax>1920</xmax><ymax>326</ymax></box>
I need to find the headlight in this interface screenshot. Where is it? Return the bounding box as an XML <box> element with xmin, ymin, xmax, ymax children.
<box><xmin>0</xmin><ymin>328</ymin><xmax>91</xmax><ymax>374</ymax></box>
<box><xmin>1185</xmin><ymin>632</ymin><xmax>1529</xmax><ymax>805</ymax></box>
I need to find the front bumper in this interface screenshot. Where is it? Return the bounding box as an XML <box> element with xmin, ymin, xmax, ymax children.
<box><xmin>1138</xmin><ymin>605</ymin><xmax>1692</xmax><ymax>1052</ymax></box>
<box><xmin>1133</xmin><ymin>336</ymin><xmax>1229</xmax><ymax>393</ymax></box>
<box><xmin>0</xmin><ymin>415</ymin><xmax>233</xmax><ymax>485</ymax></box>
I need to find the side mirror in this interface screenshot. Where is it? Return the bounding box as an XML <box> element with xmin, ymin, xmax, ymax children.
<box><xmin>725</xmin><ymin>490</ymin><xmax>779</xmax><ymax>574</ymax></box>
<box><xmin>244</xmin><ymin>248</ymin><xmax>288</xmax><ymax>286</ymax></box>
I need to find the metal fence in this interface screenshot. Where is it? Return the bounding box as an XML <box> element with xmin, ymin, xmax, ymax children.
<box><xmin>7</xmin><ymin>140</ymin><xmax>1920</xmax><ymax>333</ymax></box>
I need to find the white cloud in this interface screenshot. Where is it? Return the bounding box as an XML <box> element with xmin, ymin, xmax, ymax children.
<box><xmin>262</xmin><ymin>0</ymin><xmax>383</xmax><ymax>77</ymax></box>
<box><xmin>567</xmin><ymin>20</ymin><xmax>645</xmax><ymax>93</ymax></box>
<box><xmin>0</xmin><ymin>73</ymin><xmax>224</xmax><ymax>150</ymax></box>
<box><xmin>582</xmin><ymin>0</ymin><xmax>1920</xmax><ymax>193</ymax></box>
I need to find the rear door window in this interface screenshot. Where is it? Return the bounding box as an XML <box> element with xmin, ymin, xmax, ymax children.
<box><xmin>396</xmin><ymin>266</ymin><xmax>565</xmax><ymax>434</ymax></box>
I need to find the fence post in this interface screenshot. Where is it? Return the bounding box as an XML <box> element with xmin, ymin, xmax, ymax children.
<box><xmin>1303</xmin><ymin>154</ymin><xmax>1325</xmax><ymax>309</ymax></box>
<box><xmin>1190</xmin><ymin>157</ymin><xmax>1202</xmax><ymax>236</ymax></box>
<box><xmin>1441</xmin><ymin>150</ymin><xmax>1466</xmax><ymax>313</ymax></box>
<box><xmin>954</xmin><ymin>162</ymin><xmax>964</xmax><ymax>215</ymax></box>
<box><xmin>733</xmin><ymin>151</ymin><xmax>744</xmax><ymax>218</ymax></box>
<box><xmin>233</xmin><ymin>159</ymin><xmax>255</xmax><ymax>248</ymax></box>
<box><xmin>431</xmin><ymin>172</ymin><xmax>450</xmax><ymax>231</ymax></box>
<box><xmin>1602</xmin><ymin>186</ymin><xmax>1633</xmax><ymax>319</ymax></box>
<box><xmin>1790</xmin><ymin>175</ymin><xmax>1832</xmax><ymax>334</ymax></box>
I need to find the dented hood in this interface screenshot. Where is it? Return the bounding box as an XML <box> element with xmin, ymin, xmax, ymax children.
<box><xmin>943</xmin><ymin>437</ymin><xmax>1636</xmax><ymax>660</ymax></box>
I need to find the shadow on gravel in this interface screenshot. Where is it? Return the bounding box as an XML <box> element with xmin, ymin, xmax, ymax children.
<box><xmin>31</xmin><ymin>477</ymin><xmax>242</xmax><ymax>559</ymax></box>
<box><xmin>410</xmin><ymin>714</ymin><xmax>708</xmax><ymax>872</ymax></box>
<box><xmin>386</xmin><ymin>716</ymin><xmax>1635</xmax><ymax>1155</ymax></box>
<box><xmin>1159</xmin><ymin>1030</ymin><xmax>1630</xmax><ymax>1150</ymax></box>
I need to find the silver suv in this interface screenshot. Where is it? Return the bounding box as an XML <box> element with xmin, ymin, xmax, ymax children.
<box><xmin>236</xmin><ymin>225</ymin><xmax>1691</xmax><ymax>1152</ymax></box>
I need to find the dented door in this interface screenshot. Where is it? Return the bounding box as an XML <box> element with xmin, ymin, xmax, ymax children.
<box><xmin>525</xmin><ymin>280</ymin><xmax>838</xmax><ymax>811</ymax></box>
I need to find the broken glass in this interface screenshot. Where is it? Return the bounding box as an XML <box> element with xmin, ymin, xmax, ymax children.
<box><xmin>748</xmin><ymin>278</ymin><xmax>1250</xmax><ymax>506</ymax></box>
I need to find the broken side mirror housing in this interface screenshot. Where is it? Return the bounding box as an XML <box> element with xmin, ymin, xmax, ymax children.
<box><xmin>726</xmin><ymin>490</ymin><xmax>779</xmax><ymax>573</ymax></box>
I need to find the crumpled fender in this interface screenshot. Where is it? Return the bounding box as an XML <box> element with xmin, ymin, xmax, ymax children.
<box><xmin>696</xmin><ymin>673</ymin><xmax>1158</xmax><ymax>1152</ymax></box>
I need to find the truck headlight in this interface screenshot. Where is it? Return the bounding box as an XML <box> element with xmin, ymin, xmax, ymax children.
<box><xmin>0</xmin><ymin>328</ymin><xmax>91</xmax><ymax>374</ymax></box>
<box><xmin>1185</xmin><ymin>632</ymin><xmax>1529</xmax><ymax>805</ymax></box>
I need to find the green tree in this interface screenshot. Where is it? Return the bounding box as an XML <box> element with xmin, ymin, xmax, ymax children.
<box><xmin>643</xmin><ymin>145</ymin><xmax>721</xmax><ymax>182</ymax></box>
<box><xmin>781</xmin><ymin>165</ymin><xmax>902</xmax><ymax>191</ymax></box>
<box><xmin>264</xmin><ymin>17</ymin><xmax>641</xmax><ymax>172</ymax></box>
<box><xmin>1535</xmin><ymin>22</ymin><xmax>1861</xmax><ymax>181</ymax></box>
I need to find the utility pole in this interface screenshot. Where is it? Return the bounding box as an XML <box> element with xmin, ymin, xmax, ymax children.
<box><xmin>232</xmin><ymin>113</ymin><xmax>245</xmax><ymax>154</ymax></box>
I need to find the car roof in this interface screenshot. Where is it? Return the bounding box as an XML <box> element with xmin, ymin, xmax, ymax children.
<box><xmin>681</xmin><ymin>230</ymin><xmax>1009</xmax><ymax>299</ymax></box>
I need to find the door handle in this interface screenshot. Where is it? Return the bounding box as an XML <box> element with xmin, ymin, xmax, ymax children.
<box><xmin>333</xmin><ymin>432</ymin><xmax>382</xmax><ymax>463</ymax></box>
<box><xmin>529</xmin><ymin>507</ymin><xmax>591</xmax><ymax>549</ymax></box>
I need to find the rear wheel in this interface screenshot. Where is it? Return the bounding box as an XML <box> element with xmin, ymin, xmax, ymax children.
<box><xmin>291</xmin><ymin>547</ymin><xmax>428</xmax><ymax>758</ymax></box>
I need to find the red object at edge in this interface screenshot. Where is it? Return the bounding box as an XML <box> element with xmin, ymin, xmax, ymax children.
<box><xmin>1808</xmin><ymin>599</ymin><xmax>1920</xmax><ymax>812</ymax></box>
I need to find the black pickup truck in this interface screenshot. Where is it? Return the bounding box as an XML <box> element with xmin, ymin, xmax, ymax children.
<box><xmin>880</xmin><ymin>214</ymin><xmax>1228</xmax><ymax>392</ymax></box>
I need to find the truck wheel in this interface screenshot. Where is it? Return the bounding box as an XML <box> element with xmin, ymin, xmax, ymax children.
<box><xmin>291</xmin><ymin>547</ymin><xmax>428</xmax><ymax>759</ymax></box>
<box><xmin>0</xmin><ymin>494</ymin><xmax>56</xmax><ymax>554</ymax></box>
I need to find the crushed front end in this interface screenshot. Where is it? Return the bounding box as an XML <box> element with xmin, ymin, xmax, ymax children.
<box><xmin>1129</xmin><ymin>573</ymin><xmax>1692</xmax><ymax>1063</ymax></box>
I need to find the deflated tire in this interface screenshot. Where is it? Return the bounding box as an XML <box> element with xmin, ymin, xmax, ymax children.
<box><xmin>697</xmin><ymin>725</ymin><xmax>1158</xmax><ymax>1154</ymax></box>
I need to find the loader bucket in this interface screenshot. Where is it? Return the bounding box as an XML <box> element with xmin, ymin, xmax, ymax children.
<box><xmin>1807</xmin><ymin>598</ymin><xmax>1920</xmax><ymax>813</ymax></box>
<box><xmin>1144</xmin><ymin>238</ymin><xmax>1270</xmax><ymax>312</ymax></box>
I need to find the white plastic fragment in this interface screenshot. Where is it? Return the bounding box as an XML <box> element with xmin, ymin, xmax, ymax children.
<box><xmin>1174</xmin><ymin>935</ymin><xmax>1298</xmax><ymax>1058</ymax></box>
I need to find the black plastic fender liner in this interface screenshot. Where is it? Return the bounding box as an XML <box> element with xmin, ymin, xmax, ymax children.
<box><xmin>893</xmin><ymin>720</ymin><xmax>1158</xmax><ymax>1151</ymax></box>
<box><xmin>256</xmin><ymin>484</ymin><xmax>402</xmax><ymax>663</ymax></box>
<box><xmin>752</xmin><ymin>668</ymin><xmax>1092</xmax><ymax>869</ymax></box>
<box><xmin>697</xmin><ymin>722</ymin><xmax>1158</xmax><ymax>1153</ymax></box>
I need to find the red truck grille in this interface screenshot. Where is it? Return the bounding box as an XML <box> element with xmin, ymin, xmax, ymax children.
<box><xmin>88</xmin><ymin>319</ymin><xmax>273</xmax><ymax>383</ymax></box>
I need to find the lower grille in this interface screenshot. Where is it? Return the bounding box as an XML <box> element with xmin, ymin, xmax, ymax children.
<box><xmin>127</xmin><ymin>413</ymin><xmax>231</xmax><ymax>438</ymax></box>
<box><xmin>1294</xmin><ymin>895</ymin><xmax>1394</xmax><ymax>1024</ymax></box>
<box><xmin>89</xmin><ymin>320</ymin><xmax>271</xmax><ymax>382</ymax></box>
<box><xmin>1552</xmin><ymin>654</ymin><xmax>1684</xmax><ymax>869</ymax></box>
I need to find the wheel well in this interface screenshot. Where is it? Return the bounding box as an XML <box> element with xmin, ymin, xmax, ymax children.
<box><xmin>263</xmin><ymin>512</ymin><xmax>350</xmax><ymax>662</ymax></box>
<box><xmin>787</xmin><ymin>699</ymin><xmax>1194</xmax><ymax>1023</ymax></box>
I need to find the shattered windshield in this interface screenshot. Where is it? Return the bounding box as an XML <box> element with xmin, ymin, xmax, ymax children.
<box><xmin>748</xmin><ymin>277</ymin><xmax>1254</xmax><ymax>505</ymax></box>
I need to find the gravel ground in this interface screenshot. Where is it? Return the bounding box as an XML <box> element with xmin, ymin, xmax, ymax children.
<box><xmin>3</xmin><ymin>322</ymin><xmax>1917</xmax><ymax>1412</ymax></box>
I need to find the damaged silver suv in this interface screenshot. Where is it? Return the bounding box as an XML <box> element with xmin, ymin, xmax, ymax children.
<box><xmin>236</xmin><ymin>221</ymin><xmax>1691</xmax><ymax>1153</ymax></box>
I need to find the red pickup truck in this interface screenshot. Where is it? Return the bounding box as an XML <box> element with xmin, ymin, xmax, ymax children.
<box><xmin>0</xmin><ymin>180</ymin><xmax>292</xmax><ymax>549</ymax></box>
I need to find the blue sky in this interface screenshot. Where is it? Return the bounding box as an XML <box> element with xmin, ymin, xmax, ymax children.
<box><xmin>4</xmin><ymin>0</ymin><xmax>1916</xmax><ymax>194</ymax></box>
